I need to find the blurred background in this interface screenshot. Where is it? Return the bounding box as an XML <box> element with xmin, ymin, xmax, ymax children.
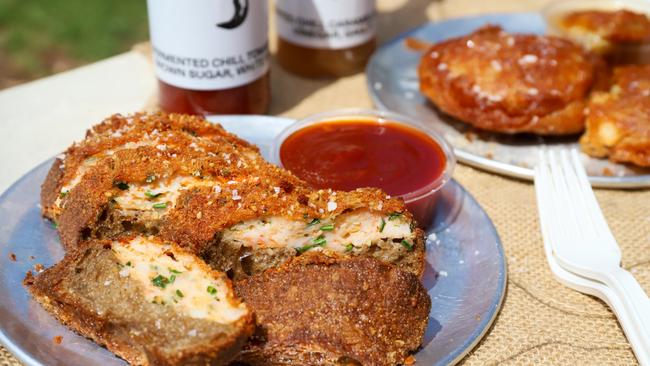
<box><xmin>0</xmin><ymin>0</ymin><xmax>148</xmax><ymax>89</ymax></box>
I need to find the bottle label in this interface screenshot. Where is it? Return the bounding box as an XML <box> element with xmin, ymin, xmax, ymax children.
<box><xmin>276</xmin><ymin>0</ymin><xmax>376</xmax><ymax>49</ymax></box>
<box><xmin>147</xmin><ymin>0</ymin><xmax>269</xmax><ymax>91</ymax></box>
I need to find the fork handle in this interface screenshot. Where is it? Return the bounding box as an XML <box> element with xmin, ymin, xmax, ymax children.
<box><xmin>602</xmin><ymin>268</ymin><xmax>650</xmax><ymax>341</ymax></box>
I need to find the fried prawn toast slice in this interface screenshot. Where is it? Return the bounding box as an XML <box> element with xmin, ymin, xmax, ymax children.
<box><xmin>234</xmin><ymin>253</ymin><xmax>431</xmax><ymax>366</ymax></box>
<box><xmin>580</xmin><ymin>65</ymin><xmax>650</xmax><ymax>167</ymax></box>
<box><xmin>418</xmin><ymin>25</ymin><xmax>599</xmax><ymax>135</ymax></box>
<box><xmin>41</xmin><ymin>113</ymin><xmax>425</xmax><ymax>279</ymax></box>
<box><xmin>561</xmin><ymin>9</ymin><xmax>650</xmax><ymax>52</ymax></box>
<box><xmin>25</xmin><ymin>236</ymin><xmax>253</xmax><ymax>366</ymax></box>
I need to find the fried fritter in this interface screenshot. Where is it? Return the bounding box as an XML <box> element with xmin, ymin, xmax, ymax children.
<box><xmin>561</xmin><ymin>9</ymin><xmax>650</xmax><ymax>48</ymax></box>
<box><xmin>26</xmin><ymin>236</ymin><xmax>253</xmax><ymax>366</ymax></box>
<box><xmin>42</xmin><ymin>113</ymin><xmax>425</xmax><ymax>279</ymax></box>
<box><xmin>234</xmin><ymin>253</ymin><xmax>431</xmax><ymax>366</ymax></box>
<box><xmin>418</xmin><ymin>25</ymin><xmax>599</xmax><ymax>135</ymax></box>
<box><xmin>580</xmin><ymin>65</ymin><xmax>650</xmax><ymax>167</ymax></box>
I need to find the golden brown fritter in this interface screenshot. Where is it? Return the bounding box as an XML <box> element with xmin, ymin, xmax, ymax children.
<box><xmin>561</xmin><ymin>9</ymin><xmax>650</xmax><ymax>44</ymax></box>
<box><xmin>234</xmin><ymin>253</ymin><xmax>431</xmax><ymax>366</ymax></box>
<box><xmin>26</xmin><ymin>236</ymin><xmax>254</xmax><ymax>366</ymax></box>
<box><xmin>42</xmin><ymin>113</ymin><xmax>425</xmax><ymax>278</ymax></box>
<box><xmin>418</xmin><ymin>25</ymin><xmax>599</xmax><ymax>135</ymax></box>
<box><xmin>580</xmin><ymin>65</ymin><xmax>650</xmax><ymax>167</ymax></box>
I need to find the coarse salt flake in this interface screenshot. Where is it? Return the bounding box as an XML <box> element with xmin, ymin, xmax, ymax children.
<box><xmin>273</xmin><ymin>186</ymin><xmax>280</xmax><ymax>194</ymax></box>
<box><xmin>437</xmin><ymin>63</ymin><xmax>448</xmax><ymax>71</ymax></box>
<box><xmin>213</xmin><ymin>185</ymin><xmax>221</xmax><ymax>194</ymax></box>
<box><xmin>327</xmin><ymin>201</ymin><xmax>337</xmax><ymax>212</ymax></box>
<box><xmin>438</xmin><ymin>271</ymin><xmax>448</xmax><ymax>277</ymax></box>
<box><xmin>155</xmin><ymin>144</ymin><xmax>167</xmax><ymax>151</ymax></box>
<box><xmin>118</xmin><ymin>268</ymin><xmax>129</xmax><ymax>278</ymax></box>
<box><xmin>188</xmin><ymin>329</ymin><xmax>197</xmax><ymax>337</ymax></box>
<box><xmin>232</xmin><ymin>190</ymin><xmax>241</xmax><ymax>201</ymax></box>
<box><xmin>518</xmin><ymin>54</ymin><xmax>538</xmax><ymax>65</ymax></box>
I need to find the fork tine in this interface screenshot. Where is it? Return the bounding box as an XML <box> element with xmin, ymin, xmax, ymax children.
<box><xmin>568</xmin><ymin>149</ymin><xmax>617</xmax><ymax>243</ymax></box>
<box><xmin>548</xmin><ymin>149</ymin><xmax>585</xmax><ymax>250</ymax></box>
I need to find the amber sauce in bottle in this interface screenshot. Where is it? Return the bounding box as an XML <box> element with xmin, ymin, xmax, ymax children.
<box><xmin>148</xmin><ymin>0</ymin><xmax>270</xmax><ymax>115</ymax></box>
<box><xmin>275</xmin><ymin>0</ymin><xmax>377</xmax><ymax>78</ymax></box>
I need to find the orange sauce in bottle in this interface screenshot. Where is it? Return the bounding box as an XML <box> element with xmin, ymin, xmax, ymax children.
<box><xmin>275</xmin><ymin>0</ymin><xmax>377</xmax><ymax>78</ymax></box>
<box><xmin>148</xmin><ymin>0</ymin><xmax>270</xmax><ymax>115</ymax></box>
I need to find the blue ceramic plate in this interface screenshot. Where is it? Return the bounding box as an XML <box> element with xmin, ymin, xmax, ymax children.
<box><xmin>367</xmin><ymin>13</ymin><xmax>650</xmax><ymax>188</ymax></box>
<box><xmin>0</xmin><ymin>116</ymin><xmax>506</xmax><ymax>365</ymax></box>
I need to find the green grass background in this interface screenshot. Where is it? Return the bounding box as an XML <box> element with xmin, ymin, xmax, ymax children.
<box><xmin>0</xmin><ymin>0</ymin><xmax>149</xmax><ymax>84</ymax></box>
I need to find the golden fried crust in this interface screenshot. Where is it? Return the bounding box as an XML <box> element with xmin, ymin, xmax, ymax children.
<box><xmin>43</xmin><ymin>113</ymin><xmax>415</xmax><ymax>257</ymax></box>
<box><xmin>562</xmin><ymin>9</ymin><xmax>650</xmax><ymax>43</ymax></box>
<box><xmin>234</xmin><ymin>253</ymin><xmax>431</xmax><ymax>366</ymax></box>
<box><xmin>418</xmin><ymin>25</ymin><xmax>597</xmax><ymax>135</ymax></box>
<box><xmin>26</xmin><ymin>236</ymin><xmax>254</xmax><ymax>366</ymax></box>
<box><xmin>580</xmin><ymin>65</ymin><xmax>650</xmax><ymax>167</ymax></box>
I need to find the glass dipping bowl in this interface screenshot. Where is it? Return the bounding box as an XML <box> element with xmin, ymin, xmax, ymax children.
<box><xmin>271</xmin><ymin>108</ymin><xmax>456</xmax><ymax>227</ymax></box>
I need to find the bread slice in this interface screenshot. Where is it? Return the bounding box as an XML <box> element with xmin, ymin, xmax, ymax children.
<box><xmin>233</xmin><ymin>253</ymin><xmax>431</xmax><ymax>366</ymax></box>
<box><xmin>25</xmin><ymin>235</ymin><xmax>254</xmax><ymax>365</ymax></box>
<box><xmin>41</xmin><ymin>113</ymin><xmax>425</xmax><ymax>279</ymax></box>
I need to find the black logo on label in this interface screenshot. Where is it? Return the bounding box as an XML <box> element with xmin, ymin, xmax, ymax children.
<box><xmin>217</xmin><ymin>0</ymin><xmax>249</xmax><ymax>29</ymax></box>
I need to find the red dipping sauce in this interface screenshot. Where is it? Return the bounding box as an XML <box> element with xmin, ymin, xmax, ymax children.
<box><xmin>274</xmin><ymin>110</ymin><xmax>456</xmax><ymax>227</ymax></box>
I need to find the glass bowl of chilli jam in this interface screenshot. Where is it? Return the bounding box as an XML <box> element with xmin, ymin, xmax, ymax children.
<box><xmin>272</xmin><ymin>109</ymin><xmax>456</xmax><ymax>227</ymax></box>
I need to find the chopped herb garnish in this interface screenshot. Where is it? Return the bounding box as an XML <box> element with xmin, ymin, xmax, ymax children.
<box><xmin>306</xmin><ymin>218</ymin><xmax>320</xmax><ymax>227</ymax></box>
<box><xmin>153</xmin><ymin>202</ymin><xmax>167</xmax><ymax>209</ymax></box>
<box><xmin>152</xmin><ymin>275</ymin><xmax>170</xmax><ymax>289</ymax></box>
<box><xmin>207</xmin><ymin>285</ymin><xmax>217</xmax><ymax>295</ymax></box>
<box><xmin>169</xmin><ymin>274</ymin><xmax>176</xmax><ymax>284</ymax></box>
<box><xmin>145</xmin><ymin>175</ymin><xmax>156</xmax><ymax>183</ymax></box>
<box><xmin>59</xmin><ymin>190</ymin><xmax>69</xmax><ymax>198</ymax></box>
<box><xmin>296</xmin><ymin>244</ymin><xmax>316</xmax><ymax>254</ymax></box>
<box><xmin>345</xmin><ymin>243</ymin><xmax>354</xmax><ymax>252</ymax></box>
<box><xmin>52</xmin><ymin>222</ymin><xmax>58</xmax><ymax>229</ymax></box>
<box><xmin>168</xmin><ymin>268</ymin><xmax>182</xmax><ymax>274</ymax></box>
<box><xmin>379</xmin><ymin>218</ymin><xmax>386</xmax><ymax>232</ymax></box>
<box><xmin>114</xmin><ymin>181</ymin><xmax>129</xmax><ymax>190</ymax></box>
<box><xmin>401</xmin><ymin>239</ymin><xmax>414</xmax><ymax>252</ymax></box>
<box><xmin>320</xmin><ymin>224</ymin><xmax>334</xmax><ymax>231</ymax></box>
<box><xmin>145</xmin><ymin>191</ymin><xmax>162</xmax><ymax>198</ymax></box>
<box><xmin>312</xmin><ymin>235</ymin><xmax>327</xmax><ymax>246</ymax></box>
<box><xmin>388</xmin><ymin>212</ymin><xmax>403</xmax><ymax>221</ymax></box>
<box><xmin>126</xmin><ymin>261</ymin><xmax>132</xmax><ymax>267</ymax></box>
<box><xmin>297</xmin><ymin>235</ymin><xmax>327</xmax><ymax>254</ymax></box>
<box><xmin>176</xmin><ymin>289</ymin><xmax>184</xmax><ymax>298</ymax></box>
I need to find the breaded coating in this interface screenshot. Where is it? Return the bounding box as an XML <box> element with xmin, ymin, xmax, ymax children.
<box><xmin>42</xmin><ymin>113</ymin><xmax>425</xmax><ymax>278</ymax></box>
<box><xmin>562</xmin><ymin>9</ymin><xmax>650</xmax><ymax>45</ymax></box>
<box><xmin>234</xmin><ymin>253</ymin><xmax>431</xmax><ymax>366</ymax></box>
<box><xmin>418</xmin><ymin>25</ymin><xmax>599</xmax><ymax>135</ymax></box>
<box><xmin>580</xmin><ymin>65</ymin><xmax>650</xmax><ymax>167</ymax></box>
<box><xmin>26</xmin><ymin>236</ymin><xmax>254</xmax><ymax>366</ymax></box>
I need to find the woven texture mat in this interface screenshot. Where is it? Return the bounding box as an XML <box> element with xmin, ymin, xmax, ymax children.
<box><xmin>2</xmin><ymin>0</ymin><xmax>649</xmax><ymax>365</ymax></box>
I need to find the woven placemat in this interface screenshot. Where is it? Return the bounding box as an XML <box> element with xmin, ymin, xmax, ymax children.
<box><xmin>2</xmin><ymin>0</ymin><xmax>649</xmax><ymax>365</ymax></box>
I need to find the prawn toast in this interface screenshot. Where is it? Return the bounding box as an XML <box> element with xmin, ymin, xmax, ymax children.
<box><xmin>580</xmin><ymin>65</ymin><xmax>650</xmax><ymax>167</ymax></box>
<box><xmin>42</xmin><ymin>113</ymin><xmax>425</xmax><ymax>279</ymax></box>
<box><xmin>234</xmin><ymin>253</ymin><xmax>431</xmax><ymax>366</ymax></box>
<box><xmin>26</xmin><ymin>236</ymin><xmax>253</xmax><ymax>366</ymax></box>
<box><xmin>418</xmin><ymin>25</ymin><xmax>599</xmax><ymax>135</ymax></box>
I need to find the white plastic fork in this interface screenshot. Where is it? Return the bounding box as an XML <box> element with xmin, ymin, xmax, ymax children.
<box><xmin>535</xmin><ymin>148</ymin><xmax>650</xmax><ymax>364</ymax></box>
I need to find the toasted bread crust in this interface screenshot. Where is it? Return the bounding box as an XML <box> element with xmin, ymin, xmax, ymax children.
<box><xmin>418</xmin><ymin>25</ymin><xmax>598</xmax><ymax>135</ymax></box>
<box><xmin>234</xmin><ymin>253</ymin><xmax>431</xmax><ymax>366</ymax></box>
<box><xmin>580</xmin><ymin>65</ymin><xmax>650</xmax><ymax>167</ymax></box>
<box><xmin>42</xmin><ymin>113</ymin><xmax>425</xmax><ymax>277</ymax></box>
<box><xmin>26</xmin><ymin>237</ymin><xmax>254</xmax><ymax>366</ymax></box>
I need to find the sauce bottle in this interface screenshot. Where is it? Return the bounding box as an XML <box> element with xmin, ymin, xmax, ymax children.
<box><xmin>275</xmin><ymin>0</ymin><xmax>377</xmax><ymax>78</ymax></box>
<box><xmin>147</xmin><ymin>0</ymin><xmax>270</xmax><ymax>115</ymax></box>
